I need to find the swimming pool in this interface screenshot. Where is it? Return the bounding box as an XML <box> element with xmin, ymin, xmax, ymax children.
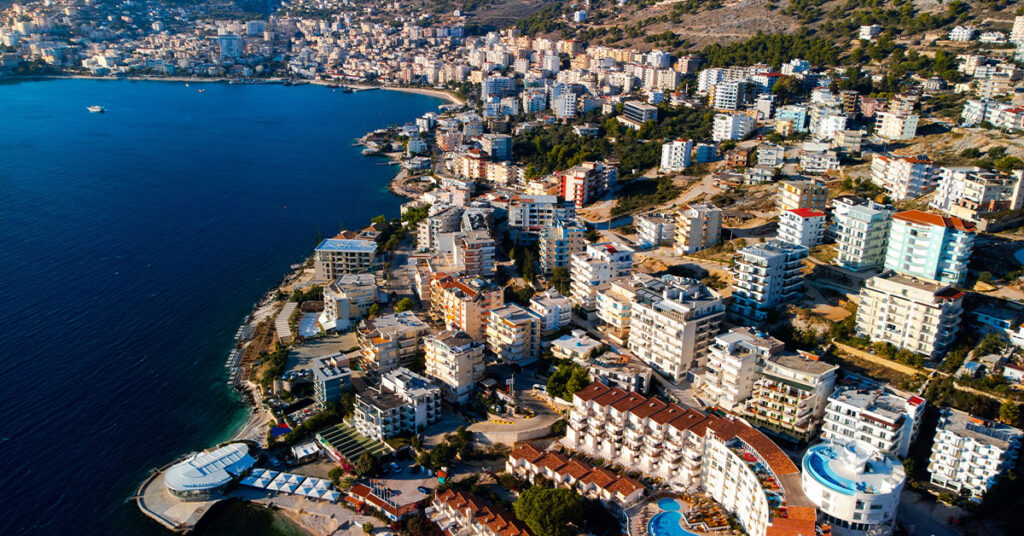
<box><xmin>648</xmin><ymin>512</ymin><xmax>699</xmax><ymax>536</ymax></box>
<box><xmin>658</xmin><ymin>498</ymin><xmax>681</xmax><ymax>511</ymax></box>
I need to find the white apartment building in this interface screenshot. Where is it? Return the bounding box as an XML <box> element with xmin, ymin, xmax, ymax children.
<box><xmin>659</xmin><ymin>137</ymin><xmax>694</xmax><ymax>173</ymax></box>
<box><xmin>595</xmin><ymin>273</ymin><xmax>666</xmax><ymax>343</ymax></box>
<box><xmin>529</xmin><ymin>288</ymin><xmax>573</xmax><ymax>333</ymax></box>
<box><xmin>743</xmin><ymin>350</ymin><xmax>838</xmax><ymax>440</ymax></box>
<box><xmin>538</xmin><ymin>218</ymin><xmax>586</xmax><ymax>273</ymax></box>
<box><xmin>570</xmin><ymin>242</ymin><xmax>635</xmax><ymax>309</ymax></box>
<box><xmin>507</xmin><ymin>194</ymin><xmax>576</xmax><ymax>242</ymax></box>
<box><xmin>704</xmin><ymin>328</ymin><xmax>785</xmax><ymax>411</ymax></box>
<box><xmin>627</xmin><ymin>279</ymin><xmax>725</xmax><ymax>381</ymax></box>
<box><xmin>799</xmin><ymin>143</ymin><xmax>841</xmax><ymax>173</ymax></box>
<box><xmin>778</xmin><ymin>208</ymin><xmax>825</xmax><ymax>247</ymax></box>
<box><xmin>319</xmin><ymin>273</ymin><xmax>377</xmax><ymax>332</ymax></box>
<box><xmin>710</xmin><ymin>80</ymin><xmax>745</xmax><ymax>111</ymax></box>
<box><xmin>855</xmin><ymin>271</ymin><xmax>965</xmax><ymax>359</ymax></box>
<box><xmin>948</xmin><ymin>25</ymin><xmax>976</xmax><ymax>42</ymax></box>
<box><xmin>675</xmin><ymin>204</ymin><xmax>722</xmax><ymax>254</ymax></box>
<box><xmin>730</xmin><ymin>240</ymin><xmax>809</xmax><ymax>322</ymax></box>
<box><xmin>635</xmin><ymin>211</ymin><xmax>677</xmax><ymax>248</ymax></box>
<box><xmin>486</xmin><ymin>303</ymin><xmax>543</xmax><ymax>365</ymax></box>
<box><xmin>821</xmin><ymin>382</ymin><xmax>926</xmax><ymax>458</ymax></box>
<box><xmin>777</xmin><ymin>180</ymin><xmax>828</xmax><ymax>213</ymax></box>
<box><xmin>712</xmin><ymin>113</ymin><xmax>756</xmax><ymax>141</ymax></box>
<box><xmin>875</xmin><ymin>111</ymin><xmax>919</xmax><ymax>140</ymax></box>
<box><xmin>834</xmin><ymin>199</ymin><xmax>893</xmax><ymax>271</ymax></box>
<box><xmin>859</xmin><ymin>25</ymin><xmax>882</xmax><ymax>40</ymax></box>
<box><xmin>506</xmin><ymin>444</ymin><xmax>645</xmax><ymax>507</ymax></box>
<box><xmin>313</xmin><ymin>238</ymin><xmax>377</xmax><ymax>280</ymax></box>
<box><xmin>353</xmin><ymin>367</ymin><xmax>441</xmax><ymax>440</ymax></box>
<box><xmin>870</xmin><ymin>154</ymin><xmax>936</xmax><ymax>201</ymax></box>
<box><xmin>930</xmin><ymin>167</ymin><xmax>1024</xmax><ymax>222</ymax></box>
<box><xmin>357</xmin><ymin>312</ymin><xmax>430</xmax><ymax>372</ymax></box>
<box><xmin>418</xmin><ymin>205</ymin><xmax>463</xmax><ymax>252</ymax></box>
<box><xmin>884</xmin><ymin>210</ymin><xmax>976</xmax><ymax>286</ymax></box>
<box><xmin>929</xmin><ymin>408</ymin><xmax>1022</xmax><ymax>500</ymax></box>
<box><xmin>801</xmin><ymin>440</ymin><xmax>906</xmax><ymax>536</ymax></box>
<box><xmin>424</xmin><ymin>330</ymin><xmax>485</xmax><ymax>404</ymax></box>
<box><xmin>757</xmin><ymin>143</ymin><xmax>785</xmax><ymax>168</ymax></box>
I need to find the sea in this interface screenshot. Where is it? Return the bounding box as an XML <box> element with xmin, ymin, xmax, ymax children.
<box><xmin>0</xmin><ymin>78</ymin><xmax>445</xmax><ymax>535</ymax></box>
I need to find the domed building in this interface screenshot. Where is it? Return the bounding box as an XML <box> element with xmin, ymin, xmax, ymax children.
<box><xmin>164</xmin><ymin>443</ymin><xmax>255</xmax><ymax>502</ymax></box>
<box><xmin>801</xmin><ymin>439</ymin><xmax>905</xmax><ymax>536</ymax></box>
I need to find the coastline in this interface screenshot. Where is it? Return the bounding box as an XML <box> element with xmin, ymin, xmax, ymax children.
<box><xmin>0</xmin><ymin>73</ymin><xmax>465</xmax><ymax>105</ymax></box>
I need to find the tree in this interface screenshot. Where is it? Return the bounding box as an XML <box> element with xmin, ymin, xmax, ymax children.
<box><xmin>355</xmin><ymin>451</ymin><xmax>378</xmax><ymax>477</ymax></box>
<box><xmin>513</xmin><ymin>487</ymin><xmax>583</xmax><ymax>536</ymax></box>
<box><xmin>395</xmin><ymin>297</ymin><xmax>415</xmax><ymax>312</ymax></box>
<box><xmin>367</xmin><ymin>303</ymin><xmax>381</xmax><ymax>318</ymax></box>
<box><xmin>772</xmin><ymin>75</ymin><xmax>802</xmax><ymax>104</ymax></box>
<box><xmin>362</xmin><ymin>522</ymin><xmax>375</xmax><ymax>535</ymax></box>
<box><xmin>546</xmin><ymin>362</ymin><xmax>590</xmax><ymax>401</ymax></box>
<box><xmin>999</xmin><ymin>400</ymin><xmax>1021</xmax><ymax>426</ymax></box>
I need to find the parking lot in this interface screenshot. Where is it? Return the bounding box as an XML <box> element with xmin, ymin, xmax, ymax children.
<box><xmin>376</xmin><ymin>458</ymin><xmax>438</xmax><ymax>507</ymax></box>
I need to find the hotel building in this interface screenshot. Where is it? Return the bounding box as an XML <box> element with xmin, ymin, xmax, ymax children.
<box><xmin>883</xmin><ymin>210</ymin><xmax>976</xmax><ymax>287</ymax></box>
<box><xmin>424</xmin><ymin>330</ymin><xmax>485</xmax><ymax>404</ymax></box>
<box><xmin>313</xmin><ymin>238</ymin><xmax>378</xmax><ymax>280</ymax></box>
<box><xmin>570</xmin><ymin>242</ymin><xmax>635</xmax><ymax>310</ymax></box>
<box><xmin>928</xmin><ymin>408</ymin><xmax>1023</xmax><ymax>500</ymax></box>
<box><xmin>675</xmin><ymin>204</ymin><xmax>722</xmax><ymax>255</ymax></box>
<box><xmin>821</xmin><ymin>381</ymin><xmax>926</xmax><ymax>458</ymax></box>
<box><xmin>855</xmin><ymin>271</ymin><xmax>964</xmax><ymax>359</ymax></box>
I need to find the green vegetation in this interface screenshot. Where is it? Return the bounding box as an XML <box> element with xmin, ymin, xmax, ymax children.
<box><xmin>549</xmin><ymin>267</ymin><xmax>571</xmax><ymax>295</ymax></box>
<box><xmin>258</xmin><ymin>343</ymin><xmax>290</xmax><ymax>389</ymax></box>
<box><xmin>276</xmin><ymin>396</ymin><xmax>356</xmax><ymax>447</ymax></box>
<box><xmin>513</xmin><ymin>487</ymin><xmax>583</xmax><ymax>536</ymax></box>
<box><xmin>513</xmin><ymin>124</ymin><xmax>610</xmax><ymax>179</ymax></box>
<box><xmin>395</xmin><ymin>297</ymin><xmax>415</xmax><ymax>312</ymax></box>
<box><xmin>700</xmin><ymin>31</ymin><xmax>841</xmax><ymax>68</ymax></box>
<box><xmin>546</xmin><ymin>361</ymin><xmax>590</xmax><ymax>401</ymax></box>
<box><xmin>610</xmin><ymin>177</ymin><xmax>681</xmax><ymax>217</ymax></box>
<box><xmin>290</xmin><ymin>284</ymin><xmax>322</xmax><ymax>303</ymax></box>
<box><xmin>355</xmin><ymin>451</ymin><xmax>379</xmax><ymax>477</ymax></box>
<box><xmin>401</xmin><ymin>204</ymin><xmax>431</xmax><ymax>226</ymax></box>
<box><xmin>419</xmin><ymin>426</ymin><xmax>474</xmax><ymax>470</ymax></box>
<box><xmin>516</xmin><ymin>4</ymin><xmax>567</xmax><ymax>36</ymax></box>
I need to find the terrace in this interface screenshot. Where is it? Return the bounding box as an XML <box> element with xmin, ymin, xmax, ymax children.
<box><xmin>728</xmin><ymin>441</ymin><xmax>790</xmax><ymax>521</ymax></box>
<box><xmin>315</xmin><ymin>423</ymin><xmax>392</xmax><ymax>467</ymax></box>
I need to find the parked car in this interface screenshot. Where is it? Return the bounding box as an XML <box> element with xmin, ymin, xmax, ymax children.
<box><xmin>417</xmin><ymin>486</ymin><xmax>431</xmax><ymax>494</ymax></box>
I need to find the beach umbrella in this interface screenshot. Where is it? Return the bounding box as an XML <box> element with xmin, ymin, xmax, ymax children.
<box><xmin>262</xmin><ymin>470</ymin><xmax>279</xmax><ymax>481</ymax></box>
<box><xmin>287</xmin><ymin>474</ymin><xmax>305</xmax><ymax>485</ymax></box>
<box><xmin>282</xmin><ymin>482</ymin><xmax>299</xmax><ymax>494</ymax></box>
<box><xmin>313</xmin><ymin>479</ymin><xmax>330</xmax><ymax>491</ymax></box>
<box><xmin>323</xmin><ymin>490</ymin><xmax>341</xmax><ymax>503</ymax></box>
<box><xmin>253</xmin><ymin>477</ymin><xmax>270</xmax><ymax>489</ymax></box>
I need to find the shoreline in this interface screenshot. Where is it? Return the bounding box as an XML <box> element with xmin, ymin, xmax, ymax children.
<box><xmin>1</xmin><ymin>73</ymin><xmax>465</xmax><ymax>105</ymax></box>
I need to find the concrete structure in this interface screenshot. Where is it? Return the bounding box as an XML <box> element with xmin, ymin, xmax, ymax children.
<box><xmin>710</xmin><ymin>80</ymin><xmax>745</xmax><ymax>111</ymax></box>
<box><xmin>855</xmin><ymin>271</ymin><xmax>965</xmax><ymax>359</ymax></box>
<box><xmin>357</xmin><ymin>312</ymin><xmax>430</xmax><ymax>372</ymax></box>
<box><xmin>635</xmin><ymin>211</ymin><xmax>677</xmax><ymax>248</ymax></box>
<box><xmin>834</xmin><ymin>200</ymin><xmax>893</xmax><ymax>271</ymax></box>
<box><xmin>529</xmin><ymin>288</ymin><xmax>573</xmax><ymax>333</ymax></box>
<box><xmin>884</xmin><ymin>210</ymin><xmax>976</xmax><ymax>286</ymax></box>
<box><xmin>743</xmin><ymin>350</ymin><xmax>838</xmax><ymax>440</ymax></box>
<box><xmin>313</xmin><ymin>238</ymin><xmax>377</xmax><ymax>280</ymax></box>
<box><xmin>660</xmin><ymin>138</ymin><xmax>693</xmax><ymax>172</ymax></box>
<box><xmin>777</xmin><ymin>180</ymin><xmax>828</xmax><ymax>213</ymax></box>
<box><xmin>430</xmin><ymin>490</ymin><xmax>531</xmax><ymax>536</ymax></box>
<box><xmin>538</xmin><ymin>218</ymin><xmax>586</xmax><ymax>273</ymax></box>
<box><xmin>619</xmin><ymin>100</ymin><xmax>658</xmax><ymax>129</ymax></box>
<box><xmin>319</xmin><ymin>273</ymin><xmax>378</xmax><ymax>332</ymax></box>
<box><xmin>930</xmin><ymin>167</ymin><xmax>1024</xmax><ymax>222</ymax></box>
<box><xmin>929</xmin><ymin>408</ymin><xmax>1023</xmax><ymax>500</ymax></box>
<box><xmin>595</xmin><ymin>273</ymin><xmax>665</xmax><ymax>342</ymax></box>
<box><xmin>424</xmin><ymin>330</ymin><xmax>485</xmax><ymax>404</ymax></box>
<box><xmin>801</xmin><ymin>440</ymin><xmax>905</xmax><ymax>536</ymax></box>
<box><xmin>704</xmin><ymin>328</ymin><xmax>785</xmax><ymax>412</ymax></box>
<box><xmin>870</xmin><ymin>154</ymin><xmax>936</xmax><ymax>201</ymax></box>
<box><xmin>431</xmin><ymin>275</ymin><xmax>504</xmax><ymax>340</ymax></box>
<box><xmin>821</xmin><ymin>381</ymin><xmax>926</xmax><ymax>458</ymax></box>
<box><xmin>627</xmin><ymin>278</ymin><xmax>725</xmax><ymax>381</ymax></box>
<box><xmin>551</xmin><ymin>329</ymin><xmax>603</xmax><ymax>363</ymax></box>
<box><xmin>730</xmin><ymin>240</ymin><xmax>809</xmax><ymax>322</ymax></box>
<box><xmin>570</xmin><ymin>242</ymin><xmax>634</xmax><ymax>309</ymax></box>
<box><xmin>778</xmin><ymin>208</ymin><xmax>825</xmax><ymax>247</ymax></box>
<box><xmin>312</xmin><ymin>353</ymin><xmax>352</xmax><ymax>407</ymax></box>
<box><xmin>354</xmin><ymin>368</ymin><xmax>441</xmax><ymax>439</ymax></box>
<box><xmin>674</xmin><ymin>204</ymin><xmax>722</xmax><ymax>254</ymax></box>
<box><xmin>558</xmin><ymin>161</ymin><xmax>617</xmax><ymax>208</ymax></box>
<box><xmin>712</xmin><ymin>112</ymin><xmax>755</xmax><ymax>141</ymax></box>
<box><xmin>507</xmin><ymin>194</ymin><xmax>576</xmax><ymax>243</ymax></box>
<box><xmin>875</xmin><ymin>112</ymin><xmax>918</xmax><ymax>140</ymax></box>
<box><xmin>486</xmin><ymin>303</ymin><xmax>543</xmax><ymax>365</ymax></box>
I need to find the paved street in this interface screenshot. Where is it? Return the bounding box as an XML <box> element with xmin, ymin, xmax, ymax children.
<box><xmin>897</xmin><ymin>490</ymin><xmax>964</xmax><ymax>536</ymax></box>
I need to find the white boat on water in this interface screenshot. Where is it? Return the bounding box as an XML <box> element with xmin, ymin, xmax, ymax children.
<box><xmin>87</xmin><ymin>105</ymin><xmax>106</xmax><ymax>113</ymax></box>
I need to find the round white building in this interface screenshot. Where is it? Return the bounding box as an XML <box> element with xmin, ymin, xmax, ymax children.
<box><xmin>164</xmin><ymin>442</ymin><xmax>255</xmax><ymax>502</ymax></box>
<box><xmin>801</xmin><ymin>439</ymin><xmax>905</xmax><ymax>536</ymax></box>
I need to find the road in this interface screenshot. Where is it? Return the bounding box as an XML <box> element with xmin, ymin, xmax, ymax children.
<box><xmin>896</xmin><ymin>489</ymin><xmax>964</xmax><ymax>536</ymax></box>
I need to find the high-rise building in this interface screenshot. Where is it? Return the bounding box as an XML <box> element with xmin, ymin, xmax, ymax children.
<box><xmin>431</xmin><ymin>275</ymin><xmax>504</xmax><ymax>341</ymax></box>
<box><xmin>777</xmin><ymin>180</ymin><xmax>828</xmax><ymax>213</ymax></box>
<box><xmin>855</xmin><ymin>271</ymin><xmax>964</xmax><ymax>359</ymax></box>
<box><xmin>319</xmin><ymin>273</ymin><xmax>378</xmax><ymax>332</ymax></box>
<box><xmin>834</xmin><ymin>199</ymin><xmax>893</xmax><ymax>271</ymax></box>
<box><xmin>870</xmin><ymin>154</ymin><xmax>936</xmax><ymax>201</ymax></box>
<box><xmin>674</xmin><ymin>204</ymin><xmax>722</xmax><ymax>255</ymax></box>
<box><xmin>710</xmin><ymin>80</ymin><xmax>745</xmax><ymax>111</ymax></box>
<box><xmin>424</xmin><ymin>330</ymin><xmax>485</xmax><ymax>403</ymax></box>
<box><xmin>313</xmin><ymin>238</ymin><xmax>377</xmax><ymax>280</ymax></box>
<box><xmin>929</xmin><ymin>408</ymin><xmax>1023</xmax><ymax>500</ymax></box>
<box><xmin>312</xmin><ymin>353</ymin><xmax>352</xmax><ymax>407</ymax></box>
<box><xmin>875</xmin><ymin>111</ymin><xmax>919</xmax><ymax>140</ymax></box>
<box><xmin>486</xmin><ymin>303</ymin><xmax>543</xmax><ymax>365</ymax></box>
<box><xmin>507</xmin><ymin>194</ymin><xmax>577</xmax><ymax>243</ymax></box>
<box><xmin>777</xmin><ymin>208</ymin><xmax>825</xmax><ymax>247</ymax></box>
<box><xmin>538</xmin><ymin>218</ymin><xmax>586</xmax><ymax>273</ymax></box>
<box><xmin>357</xmin><ymin>312</ymin><xmax>430</xmax><ymax>372</ymax></box>
<box><xmin>558</xmin><ymin>161</ymin><xmax>617</xmax><ymax>208</ymax></box>
<box><xmin>659</xmin><ymin>138</ymin><xmax>693</xmax><ymax>172</ymax></box>
<box><xmin>570</xmin><ymin>242</ymin><xmax>635</xmax><ymax>309</ymax></box>
<box><xmin>635</xmin><ymin>211</ymin><xmax>677</xmax><ymax>248</ymax></box>
<box><xmin>730</xmin><ymin>240</ymin><xmax>808</xmax><ymax>322</ymax></box>
<box><xmin>353</xmin><ymin>368</ymin><xmax>441</xmax><ymax>439</ymax></box>
<box><xmin>712</xmin><ymin>113</ymin><xmax>755</xmax><ymax>141</ymax></box>
<box><xmin>884</xmin><ymin>210</ymin><xmax>976</xmax><ymax>286</ymax></box>
<box><xmin>627</xmin><ymin>278</ymin><xmax>725</xmax><ymax>381</ymax></box>
<box><xmin>930</xmin><ymin>167</ymin><xmax>1024</xmax><ymax>222</ymax></box>
<box><xmin>821</xmin><ymin>381</ymin><xmax>926</xmax><ymax>458</ymax></box>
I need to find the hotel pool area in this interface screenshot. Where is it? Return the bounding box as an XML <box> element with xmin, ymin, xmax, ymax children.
<box><xmin>648</xmin><ymin>511</ymin><xmax>699</xmax><ymax>536</ymax></box>
<box><xmin>658</xmin><ymin>498</ymin><xmax>681</xmax><ymax>511</ymax></box>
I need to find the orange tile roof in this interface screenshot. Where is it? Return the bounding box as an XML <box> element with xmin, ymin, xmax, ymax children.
<box><xmin>573</xmin><ymin>382</ymin><xmax>611</xmax><ymax>402</ymax></box>
<box><xmin>629</xmin><ymin>398</ymin><xmax>668</xmax><ymax>419</ymax></box>
<box><xmin>610</xmin><ymin>392</ymin><xmax>648</xmax><ymax>412</ymax></box>
<box><xmin>650</xmin><ymin>404</ymin><xmax>688</xmax><ymax>425</ymax></box>
<box><xmin>893</xmin><ymin>209</ymin><xmax>976</xmax><ymax>233</ymax></box>
<box><xmin>508</xmin><ymin>443</ymin><xmax>544</xmax><ymax>463</ymax></box>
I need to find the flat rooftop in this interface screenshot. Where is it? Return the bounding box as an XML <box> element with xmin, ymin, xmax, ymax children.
<box><xmin>316</xmin><ymin>239</ymin><xmax>378</xmax><ymax>253</ymax></box>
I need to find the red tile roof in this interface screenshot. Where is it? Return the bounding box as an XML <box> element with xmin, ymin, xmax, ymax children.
<box><xmin>787</xmin><ymin>208</ymin><xmax>826</xmax><ymax>218</ymax></box>
<box><xmin>893</xmin><ymin>209</ymin><xmax>976</xmax><ymax>233</ymax></box>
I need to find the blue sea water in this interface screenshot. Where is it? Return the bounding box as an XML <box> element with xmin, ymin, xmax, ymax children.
<box><xmin>0</xmin><ymin>78</ymin><xmax>444</xmax><ymax>535</ymax></box>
